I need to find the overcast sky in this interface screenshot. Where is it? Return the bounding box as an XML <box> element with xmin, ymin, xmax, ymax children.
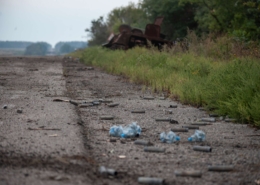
<box><xmin>0</xmin><ymin>0</ymin><xmax>140</xmax><ymax>47</ymax></box>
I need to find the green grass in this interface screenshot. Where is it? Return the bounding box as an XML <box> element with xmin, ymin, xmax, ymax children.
<box><xmin>71</xmin><ymin>46</ymin><xmax>260</xmax><ymax>127</ymax></box>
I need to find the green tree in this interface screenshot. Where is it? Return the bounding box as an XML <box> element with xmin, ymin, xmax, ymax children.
<box><xmin>179</xmin><ymin>0</ymin><xmax>260</xmax><ymax>41</ymax></box>
<box><xmin>106</xmin><ymin>2</ymin><xmax>149</xmax><ymax>34</ymax></box>
<box><xmin>60</xmin><ymin>44</ymin><xmax>74</xmax><ymax>54</ymax></box>
<box><xmin>24</xmin><ymin>42</ymin><xmax>50</xmax><ymax>56</ymax></box>
<box><xmin>86</xmin><ymin>16</ymin><xmax>110</xmax><ymax>46</ymax></box>
<box><xmin>141</xmin><ymin>0</ymin><xmax>198</xmax><ymax>39</ymax></box>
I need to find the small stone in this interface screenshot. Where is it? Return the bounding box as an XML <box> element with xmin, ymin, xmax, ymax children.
<box><xmin>3</xmin><ymin>105</ymin><xmax>7</xmax><ymax>109</ymax></box>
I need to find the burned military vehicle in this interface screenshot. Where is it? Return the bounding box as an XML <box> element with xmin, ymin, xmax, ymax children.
<box><xmin>102</xmin><ymin>17</ymin><xmax>173</xmax><ymax>50</ymax></box>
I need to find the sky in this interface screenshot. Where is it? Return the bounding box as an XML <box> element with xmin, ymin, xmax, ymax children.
<box><xmin>0</xmin><ymin>0</ymin><xmax>140</xmax><ymax>47</ymax></box>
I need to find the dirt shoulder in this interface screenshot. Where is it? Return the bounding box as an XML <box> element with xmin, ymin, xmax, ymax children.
<box><xmin>0</xmin><ymin>56</ymin><xmax>259</xmax><ymax>185</ymax></box>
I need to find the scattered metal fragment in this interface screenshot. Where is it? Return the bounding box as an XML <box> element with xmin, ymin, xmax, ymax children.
<box><xmin>175</xmin><ymin>170</ymin><xmax>202</xmax><ymax>177</ymax></box>
<box><xmin>134</xmin><ymin>139</ymin><xmax>153</xmax><ymax>146</ymax></box>
<box><xmin>193</xmin><ymin>146</ymin><xmax>212</xmax><ymax>152</ymax></box>
<box><xmin>138</xmin><ymin>177</ymin><xmax>165</xmax><ymax>185</ymax></box>
<box><xmin>169</xmin><ymin>104</ymin><xmax>178</xmax><ymax>108</ymax></box>
<box><xmin>101</xmin><ymin>99</ymin><xmax>113</xmax><ymax>103</ymax></box>
<box><xmin>100</xmin><ymin>116</ymin><xmax>114</xmax><ymax>120</ymax></box>
<box><xmin>78</xmin><ymin>103</ymin><xmax>93</xmax><ymax>108</ymax></box>
<box><xmin>209</xmin><ymin>114</ymin><xmax>219</xmax><ymax>117</ymax></box>
<box><xmin>69</xmin><ymin>100</ymin><xmax>79</xmax><ymax>106</ymax></box>
<box><xmin>28</xmin><ymin>127</ymin><xmax>61</xmax><ymax>131</ymax></box>
<box><xmin>224</xmin><ymin>118</ymin><xmax>237</xmax><ymax>122</ymax></box>
<box><xmin>143</xmin><ymin>96</ymin><xmax>154</xmax><ymax>100</ymax></box>
<box><xmin>109</xmin><ymin>138</ymin><xmax>117</xmax><ymax>142</ymax></box>
<box><xmin>53</xmin><ymin>98</ymin><xmax>70</xmax><ymax>102</ymax></box>
<box><xmin>208</xmin><ymin>165</ymin><xmax>234</xmax><ymax>172</ymax></box>
<box><xmin>3</xmin><ymin>105</ymin><xmax>7</xmax><ymax>109</ymax></box>
<box><xmin>49</xmin><ymin>134</ymin><xmax>58</xmax><ymax>137</ymax></box>
<box><xmin>131</xmin><ymin>110</ymin><xmax>146</xmax><ymax>113</ymax></box>
<box><xmin>108</xmin><ymin>103</ymin><xmax>119</xmax><ymax>107</ymax></box>
<box><xmin>48</xmin><ymin>175</ymin><xmax>70</xmax><ymax>181</ymax></box>
<box><xmin>182</xmin><ymin>125</ymin><xmax>199</xmax><ymax>130</ymax></box>
<box><xmin>200</xmin><ymin>117</ymin><xmax>216</xmax><ymax>122</ymax></box>
<box><xmin>92</xmin><ymin>101</ymin><xmax>100</xmax><ymax>106</ymax></box>
<box><xmin>171</xmin><ymin>128</ymin><xmax>188</xmax><ymax>132</ymax></box>
<box><xmin>245</xmin><ymin>134</ymin><xmax>260</xmax><ymax>137</ymax></box>
<box><xmin>190</xmin><ymin>122</ymin><xmax>212</xmax><ymax>126</ymax></box>
<box><xmin>144</xmin><ymin>146</ymin><xmax>165</xmax><ymax>153</ymax></box>
<box><xmin>17</xmin><ymin>109</ymin><xmax>23</xmax><ymax>113</ymax></box>
<box><xmin>155</xmin><ymin>118</ymin><xmax>170</xmax><ymax>122</ymax></box>
<box><xmin>169</xmin><ymin>119</ymin><xmax>178</xmax><ymax>124</ymax></box>
<box><xmin>99</xmin><ymin>166</ymin><xmax>117</xmax><ymax>176</ymax></box>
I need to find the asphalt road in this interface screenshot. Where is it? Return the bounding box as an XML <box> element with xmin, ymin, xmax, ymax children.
<box><xmin>0</xmin><ymin>56</ymin><xmax>259</xmax><ymax>185</ymax></box>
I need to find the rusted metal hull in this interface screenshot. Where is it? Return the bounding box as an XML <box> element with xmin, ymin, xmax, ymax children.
<box><xmin>102</xmin><ymin>17</ymin><xmax>173</xmax><ymax>50</ymax></box>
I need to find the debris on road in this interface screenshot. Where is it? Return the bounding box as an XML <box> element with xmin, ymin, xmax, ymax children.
<box><xmin>107</xmin><ymin>103</ymin><xmax>119</xmax><ymax>107</ymax></box>
<box><xmin>190</xmin><ymin>122</ymin><xmax>212</xmax><ymax>126</ymax></box>
<box><xmin>208</xmin><ymin>165</ymin><xmax>234</xmax><ymax>172</ymax></box>
<box><xmin>155</xmin><ymin>117</ymin><xmax>171</xmax><ymax>122</ymax></box>
<box><xmin>142</xmin><ymin>96</ymin><xmax>155</xmax><ymax>100</ymax></box>
<box><xmin>200</xmin><ymin>117</ymin><xmax>216</xmax><ymax>122</ymax></box>
<box><xmin>193</xmin><ymin>145</ymin><xmax>212</xmax><ymax>152</ymax></box>
<box><xmin>100</xmin><ymin>115</ymin><xmax>114</xmax><ymax>120</ymax></box>
<box><xmin>134</xmin><ymin>139</ymin><xmax>153</xmax><ymax>146</ymax></box>
<box><xmin>53</xmin><ymin>98</ymin><xmax>70</xmax><ymax>102</ymax></box>
<box><xmin>209</xmin><ymin>114</ymin><xmax>219</xmax><ymax>117</ymax></box>
<box><xmin>175</xmin><ymin>170</ymin><xmax>202</xmax><ymax>177</ymax></box>
<box><xmin>69</xmin><ymin>100</ymin><xmax>79</xmax><ymax>106</ymax></box>
<box><xmin>100</xmin><ymin>99</ymin><xmax>113</xmax><ymax>103</ymax></box>
<box><xmin>131</xmin><ymin>110</ymin><xmax>146</xmax><ymax>113</ymax></box>
<box><xmin>171</xmin><ymin>128</ymin><xmax>189</xmax><ymax>132</ymax></box>
<box><xmin>225</xmin><ymin>118</ymin><xmax>237</xmax><ymax>122</ymax></box>
<box><xmin>169</xmin><ymin>119</ymin><xmax>178</xmax><ymax>124</ymax></box>
<box><xmin>2</xmin><ymin>105</ymin><xmax>7</xmax><ymax>109</ymax></box>
<box><xmin>79</xmin><ymin>103</ymin><xmax>93</xmax><ymax>108</ymax></box>
<box><xmin>160</xmin><ymin>131</ymin><xmax>180</xmax><ymax>143</ymax></box>
<box><xmin>144</xmin><ymin>146</ymin><xmax>165</xmax><ymax>153</ymax></box>
<box><xmin>109</xmin><ymin>122</ymin><xmax>141</xmax><ymax>138</ymax></box>
<box><xmin>169</xmin><ymin>104</ymin><xmax>178</xmax><ymax>108</ymax></box>
<box><xmin>99</xmin><ymin>166</ymin><xmax>117</xmax><ymax>176</ymax></box>
<box><xmin>17</xmin><ymin>109</ymin><xmax>23</xmax><ymax>113</ymax></box>
<box><xmin>138</xmin><ymin>177</ymin><xmax>165</xmax><ymax>184</ymax></box>
<box><xmin>49</xmin><ymin>134</ymin><xmax>58</xmax><ymax>137</ymax></box>
<box><xmin>48</xmin><ymin>175</ymin><xmax>70</xmax><ymax>181</ymax></box>
<box><xmin>28</xmin><ymin>127</ymin><xmax>61</xmax><ymax>131</ymax></box>
<box><xmin>188</xmin><ymin>130</ymin><xmax>206</xmax><ymax>142</ymax></box>
<box><xmin>182</xmin><ymin>125</ymin><xmax>200</xmax><ymax>130</ymax></box>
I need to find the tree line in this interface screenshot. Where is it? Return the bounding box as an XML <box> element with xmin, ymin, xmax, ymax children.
<box><xmin>86</xmin><ymin>0</ymin><xmax>260</xmax><ymax>46</ymax></box>
<box><xmin>0</xmin><ymin>41</ymin><xmax>87</xmax><ymax>56</ymax></box>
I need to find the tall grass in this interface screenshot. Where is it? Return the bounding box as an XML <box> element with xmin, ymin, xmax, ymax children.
<box><xmin>72</xmin><ymin>35</ymin><xmax>260</xmax><ymax>127</ymax></box>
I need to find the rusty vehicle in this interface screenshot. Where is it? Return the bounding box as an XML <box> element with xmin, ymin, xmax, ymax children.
<box><xmin>102</xmin><ymin>17</ymin><xmax>173</xmax><ymax>50</ymax></box>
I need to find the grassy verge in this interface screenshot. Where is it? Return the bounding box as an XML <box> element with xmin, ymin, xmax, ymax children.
<box><xmin>71</xmin><ymin>40</ymin><xmax>260</xmax><ymax>127</ymax></box>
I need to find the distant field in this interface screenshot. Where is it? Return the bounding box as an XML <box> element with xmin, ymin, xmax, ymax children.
<box><xmin>0</xmin><ymin>48</ymin><xmax>25</xmax><ymax>56</ymax></box>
